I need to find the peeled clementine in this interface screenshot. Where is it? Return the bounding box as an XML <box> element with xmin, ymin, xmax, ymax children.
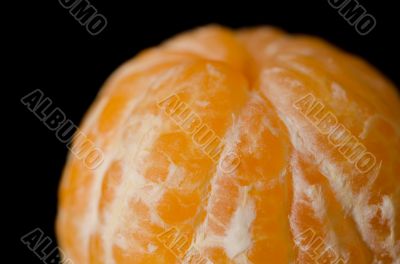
<box><xmin>57</xmin><ymin>25</ymin><xmax>400</xmax><ymax>263</ymax></box>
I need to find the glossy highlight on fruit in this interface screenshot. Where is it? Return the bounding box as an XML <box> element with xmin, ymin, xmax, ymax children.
<box><xmin>57</xmin><ymin>25</ymin><xmax>400</xmax><ymax>263</ymax></box>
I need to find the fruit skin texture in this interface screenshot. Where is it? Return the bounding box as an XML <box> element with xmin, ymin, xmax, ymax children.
<box><xmin>57</xmin><ymin>25</ymin><xmax>400</xmax><ymax>264</ymax></box>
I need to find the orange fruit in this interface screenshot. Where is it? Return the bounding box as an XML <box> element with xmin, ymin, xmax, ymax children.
<box><xmin>57</xmin><ymin>25</ymin><xmax>400</xmax><ymax>263</ymax></box>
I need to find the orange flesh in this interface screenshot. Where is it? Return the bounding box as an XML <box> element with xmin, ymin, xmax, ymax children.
<box><xmin>57</xmin><ymin>25</ymin><xmax>400</xmax><ymax>263</ymax></box>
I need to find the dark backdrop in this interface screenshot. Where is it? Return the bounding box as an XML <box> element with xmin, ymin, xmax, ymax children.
<box><xmin>9</xmin><ymin>0</ymin><xmax>399</xmax><ymax>262</ymax></box>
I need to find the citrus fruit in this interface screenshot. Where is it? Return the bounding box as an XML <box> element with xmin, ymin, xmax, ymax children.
<box><xmin>57</xmin><ymin>25</ymin><xmax>400</xmax><ymax>263</ymax></box>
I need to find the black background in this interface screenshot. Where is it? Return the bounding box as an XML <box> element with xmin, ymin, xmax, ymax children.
<box><xmin>10</xmin><ymin>0</ymin><xmax>399</xmax><ymax>262</ymax></box>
